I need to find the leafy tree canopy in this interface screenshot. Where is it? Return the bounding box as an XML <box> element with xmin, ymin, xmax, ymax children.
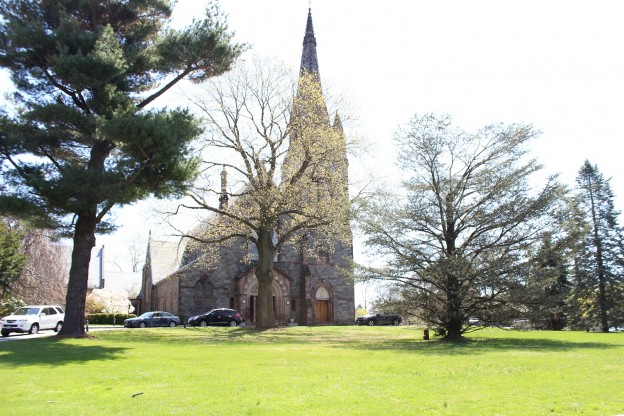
<box><xmin>0</xmin><ymin>0</ymin><xmax>243</xmax><ymax>233</ymax></box>
<box><xmin>0</xmin><ymin>218</ymin><xmax>25</xmax><ymax>298</ymax></box>
<box><xmin>357</xmin><ymin>114</ymin><xmax>561</xmax><ymax>340</ymax></box>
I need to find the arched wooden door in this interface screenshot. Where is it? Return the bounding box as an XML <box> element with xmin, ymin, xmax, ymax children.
<box><xmin>314</xmin><ymin>287</ymin><xmax>331</xmax><ymax>323</ymax></box>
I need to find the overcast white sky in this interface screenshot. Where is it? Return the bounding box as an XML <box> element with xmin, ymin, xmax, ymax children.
<box><xmin>193</xmin><ymin>0</ymin><xmax>624</xmax><ymax>191</ymax></box>
<box><xmin>3</xmin><ymin>1</ymin><xmax>624</xmax><ymax>302</ymax></box>
<box><xmin>172</xmin><ymin>1</ymin><xmax>624</xmax><ymax>237</ymax></box>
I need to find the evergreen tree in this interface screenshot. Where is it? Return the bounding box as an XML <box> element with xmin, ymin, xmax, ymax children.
<box><xmin>0</xmin><ymin>219</ymin><xmax>25</xmax><ymax>298</ymax></box>
<box><xmin>571</xmin><ymin>161</ymin><xmax>624</xmax><ymax>332</ymax></box>
<box><xmin>0</xmin><ymin>0</ymin><xmax>243</xmax><ymax>336</ymax></box>
<box><xmin>524</xmin><ymin>235</ymin><xmax>571</xmax><ymax>330</ymax></box>
<box><xmin>358</xmin><ymin>114</ymin><xmax>561</xmax><ymax>341</ymax></box>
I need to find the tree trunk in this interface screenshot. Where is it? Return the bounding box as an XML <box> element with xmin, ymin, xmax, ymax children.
<box><xmin>58</xmin><ymin>141</ymin><xmax>111</xmax><ymax>337</ymax></box>
<box><xmin>444</xmin><ymin>274</ymin><xmax>464</xmax><ymax>341</ymax></box>
<box><xmin>586</xmin><ymin>174</ymin><xmax>610</xmax><ymax>332</ymax></box>
<box><xmin>445</xmin><ymin>318</ymin><xmax>463</xmax><ymax>341</ymax></box>
<box><xmin>58</xmin><ymin>213</ymin><xmax>97</xmax><ymax>337</ymax></box>
<box><xmin>598</xmin><ymin>266</ymin><xmax>609</xmax><ymax>332</ymax></box>
<box><xmin>255</xmin><ymin>230</ymin><xmax>276</xmax><ymax>329</ymax></box>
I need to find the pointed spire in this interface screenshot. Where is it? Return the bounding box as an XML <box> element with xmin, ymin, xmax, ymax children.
<box><xmin>300</xmin><ymin>8</ymin><xmax>320</xmax><ymax>76</ymax></box>
<box><xmin>219</xmin><ymin>165</ymin><xmax>229</xmax><ymax>210</ymax></box>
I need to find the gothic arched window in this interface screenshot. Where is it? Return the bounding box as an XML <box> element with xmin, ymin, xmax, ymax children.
<box><xmin>194</xmin><ymin>278</ymin><xmax>212</xmax><ymax>310</ymax></box>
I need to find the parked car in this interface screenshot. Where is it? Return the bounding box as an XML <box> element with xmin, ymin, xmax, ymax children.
<box><xmin>188</xmin><ymin>308</ymin><xmax>242</xmax><ymax>327</ymax></box>
<box><xmin>511</xmin><ymin>319</ymin><xmax>530</xmax><ymax>330</ymax></box>
<box><xmin>468</xmin><ymin>317</ymin><xmax>482</xmax><ymax>326</ymax></box>
<box><xmin>355</xmin><ymin>313</ymin><xmax>402</xmax><ymax>326</ymax></box>
<box><xmin>1</xmin><ymin>305</ymin><xmax>65</xmax><ymax>337</ymax></box>
<box><xmin>123</xmin><ymin>311</ymin><xmax>180</xmax><ymax>328</ymax></box>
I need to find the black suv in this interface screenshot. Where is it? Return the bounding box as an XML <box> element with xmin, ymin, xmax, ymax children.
<box><xmin>187</xmin><ymin>308</ymin><xmax>242</xmax><ymax>327</ymax></box>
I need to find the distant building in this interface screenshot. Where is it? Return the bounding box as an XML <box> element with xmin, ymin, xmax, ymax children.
<box><xmin>87</xmin><ymin>245</ymin><xmax>142</xmax><ymax>296</ymax></box>
<box><xmin>137</xmin><ymin>9</ymin><xmax>355</xmax><ymax>324</ymax></box>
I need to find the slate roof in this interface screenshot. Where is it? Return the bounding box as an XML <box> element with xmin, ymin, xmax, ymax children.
<box><xmin>147</xmin><ymin>238</ymin><xmax>187</xmax><ymax>285</ymax></box>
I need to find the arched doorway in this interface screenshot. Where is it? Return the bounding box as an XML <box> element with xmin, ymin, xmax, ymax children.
<box><xmin>237</xmin><ymin>269</ymin><xmax>291</xmax><ymax>324</ymax></box>
<box><xmin>314</xmin><ymin>286</ymin><xmax>331</xmax><ymax>323</ymax></box>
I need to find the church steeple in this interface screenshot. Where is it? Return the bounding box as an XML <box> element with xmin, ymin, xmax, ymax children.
<box><xmin>300</xmin><ymin>8</ymin><xmax>320</xmax><ymax>76</ymax></box>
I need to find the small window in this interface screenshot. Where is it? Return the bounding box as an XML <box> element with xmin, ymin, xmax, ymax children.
<box><xmin>316</xmin><ymin>287</ymin><xmax>330</xmax><ymax>300</ymax></box>
<box><xmin>47</xmin><ymin>307</ymin><xmax>57</xmax><ymax>315</ymax></box>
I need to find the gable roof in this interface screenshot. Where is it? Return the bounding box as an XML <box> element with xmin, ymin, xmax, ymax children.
<box><xmin>147</xmin><ymin>238</ymin><xmax>187</xmax><ymax>284</ymax></box>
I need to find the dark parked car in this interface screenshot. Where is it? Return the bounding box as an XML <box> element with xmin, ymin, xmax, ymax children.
<box><xmin>356</xmin><ymin>313</ymin><xmax>402</xmax><ymax>326</ymax></box>
<box><xmin>188</xmin><ymin>308</ymin><xmax>242</xmax><ymax>327</ymax></box>
<box><xmin>124</xmin><ymin>311</ymin><xmax>180</xmax><ymax>328</ymax></box>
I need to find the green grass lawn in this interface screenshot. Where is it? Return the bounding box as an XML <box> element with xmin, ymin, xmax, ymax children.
<box><xmin>0</xmin><ymin>326</ymin><xmax>622</xmax><ymax>415</ymax></box>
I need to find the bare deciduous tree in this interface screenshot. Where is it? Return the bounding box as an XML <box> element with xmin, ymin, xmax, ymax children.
<box><xmin>176</xmin><ymin>58</ymin><xmax>352</xmax><ymax>329</ymax></box>
<box><xmin>12</xmin><ymin>227</ymin><xmax>67</xmax><ymax>306</ymax></box>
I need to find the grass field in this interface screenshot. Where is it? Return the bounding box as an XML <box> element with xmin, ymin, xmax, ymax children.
<box><xmin>0</xmin><ymin>326</ymin><xmax>622</xmax><ymax>415</ymax></box>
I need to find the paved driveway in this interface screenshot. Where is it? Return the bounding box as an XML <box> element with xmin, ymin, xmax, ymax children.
<box><xmin>0</xmin><ymin>326</ymin><xmax>125</xmax><ymax>342</ymax></box>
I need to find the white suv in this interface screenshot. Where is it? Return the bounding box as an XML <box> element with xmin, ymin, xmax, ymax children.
<box><xmin>1</xmin><ymin>305</ymin><xmax>65</xmax><ymax>337</ymax></box>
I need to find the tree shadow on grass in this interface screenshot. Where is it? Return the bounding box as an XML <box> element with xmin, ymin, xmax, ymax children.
<box><xmin>56</xmin><ymin>326</ymin><xmax>624</xmax><ymax>357</ymax></box>
<box><xmin>98</xmin><ymin>327</ymin><xmax>254</xmax><ymax>344</ymax></box>
<box><xmin>0</xmin><ymin>337</ymin><xmax>129</xmax><ymax>367</ymax></box>
<box><xmin>172</xmin><ymin>327</ymin><xmax>623</xmax><ymax>355</ymax></box>
<box><xmin>343</xmin><ymin>337</ymin><xmax>621</xmax><ymax>355</ymax></box>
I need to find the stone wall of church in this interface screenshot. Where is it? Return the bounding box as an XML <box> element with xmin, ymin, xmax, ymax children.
<box><xmin>328</xmin><ymin>240</ymin><xmax>355</xmax><ymax>324</ymax></box>
<box><xmin>175</xmin><ymin>240</ymin><xmax>253</xmax><ymax>321</ymax></box>
<box><xmin>278</xmin><ymin>238</ymin><xmax>355</xmax><ymax>325</ymax></box>
<box><xmin>152</xmin><ymin>235</ymin><xmax>354</xmax><ymax>325</ymax></box>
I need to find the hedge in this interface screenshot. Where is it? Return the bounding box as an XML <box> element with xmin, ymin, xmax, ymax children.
<box><xmin>85</xmin><ymin>313</ymin><xmax>136</xmax><ymax>325</ymax></box>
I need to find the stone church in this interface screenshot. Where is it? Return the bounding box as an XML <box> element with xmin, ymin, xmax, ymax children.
<box><xmin>137</xmin><ymin>9</ymin><xmax>355</xmax><ymax>325</ymax></box>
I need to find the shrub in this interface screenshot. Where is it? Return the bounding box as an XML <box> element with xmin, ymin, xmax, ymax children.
<box><xmin>0</xmin><ymin>298</ymin><xmax>25</xmax><ymax>317</ymax></box>
<box><xmin>85</xmin><ymin>313</ymin><xmax>135</xmax><ymax>325</ymax></box>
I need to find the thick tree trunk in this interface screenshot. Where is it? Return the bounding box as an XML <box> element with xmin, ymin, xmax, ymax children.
<box><xmin>444</xmin><ymin>318</ymin><xmax>463</xmax><ymax>341</ymax></box>
<box><xmin>444</xmin><ymin>273</ymin><xmax>464</xmax><ymax>341</ymax></box>
<box><xmin>58</xmin><ymin>213</ymin><xmax>97</xmax><ymax>337</ymax></box>
<box><xmin>255</xmin><ymin>230</ymin><xmax>276</xmax><ymax>329</ymax></box>
<box><xmin>58</xmin><ymin>141</ymin><xmax>111</xmax><ymax>337</ymax></box>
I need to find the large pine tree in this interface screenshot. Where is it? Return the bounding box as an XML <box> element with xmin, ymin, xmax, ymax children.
<box><xmin>572</xmin><ymin>160</ymin><xmax>624</xmax><ymax>332</ymax></box>
<box><xmin>0</xmin><ymin>0</ymin><xmax>242</xmax><ymax>336</ymax></box>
